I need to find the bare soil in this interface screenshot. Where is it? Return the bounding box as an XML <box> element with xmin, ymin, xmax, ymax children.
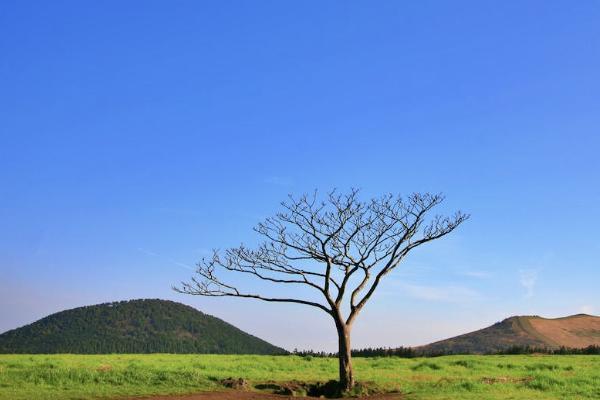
<box><xmin>128</xmin><ymin>391</ymin><xmax>402</xmax><ymax>400</ymax></box>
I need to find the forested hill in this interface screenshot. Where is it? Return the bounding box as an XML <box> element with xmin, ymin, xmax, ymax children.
<box><xmin>0</xmin><ymin>299</ymin><xmax>286</xmax><ymax>354</ymax></box>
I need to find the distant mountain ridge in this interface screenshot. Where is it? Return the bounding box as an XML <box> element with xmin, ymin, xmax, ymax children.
<box><xmin>0</xmin><ymin>299</ymin><xmax>286</xmax><ymax>354</ymax></box>
<box><xmin>418</xmin><ymin>314</ymin><xmax>600</xmax><ymax>354</ymax></box>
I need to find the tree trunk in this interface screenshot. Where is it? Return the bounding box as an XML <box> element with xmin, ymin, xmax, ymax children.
<box><xmin>336</xmin><ymin>322</ymin><xmax>354</xmax><ymax>392</ymax></box>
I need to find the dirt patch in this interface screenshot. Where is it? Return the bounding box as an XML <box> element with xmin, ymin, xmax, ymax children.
<box><xmin>128</xmin><ymin>392</ymin><xmax>294</xmax><ymax>400</ymax></box>
<box><xmin>220</xmin><ymin>378</ymin><xmax>250</xmax><ymax>391</ymax></box>
<box><xmin>213</xmin><ymin>378</ymin><xmax>392</xmax><ymax>398</ymax></box>
<box><xmin>255</xmin><ymin>381</ymin><xmax>309</xmax><ymax>396</ymax></box>
<box><xmin>124</xmin><ymin>379</ymin><xmax>400</xmax><ymax>400</ymax></box>
<box><xmin>127</xmin><ymin>392</ymin><xmax>402</xmax><ymax>400</ymax></box>
<box><xmin>254</xmin><ymin>380</ymin><xmax>344</xmax><ymax>397</ymax></box>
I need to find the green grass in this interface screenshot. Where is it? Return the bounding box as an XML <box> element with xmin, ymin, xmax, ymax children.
<box><xmin>0</xmin><ymin>354</ymin><xmax>599</xmax><ymax>399</ymax></box>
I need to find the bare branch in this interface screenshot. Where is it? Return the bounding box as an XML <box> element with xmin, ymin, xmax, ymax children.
<box><xmin>176</xmin><ymin>190</ymin><xmax>469</xmax><ymax>328</ymax></box>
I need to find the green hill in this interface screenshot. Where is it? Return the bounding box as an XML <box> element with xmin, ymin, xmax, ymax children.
<box><xmin>418</xmin><ymin>314</ymin><xmax>600</xmax><ymax>354</ymax></box>
<box><xmin>0</xmin><ymin>299</ymin><xmax>286</xmax><ymax>354</ymax></box>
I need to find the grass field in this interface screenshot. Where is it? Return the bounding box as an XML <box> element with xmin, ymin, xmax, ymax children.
<box><xmin>0</xmin><ymin>354</ymin><xmax>599</xmax><ymax>399</ymax></box>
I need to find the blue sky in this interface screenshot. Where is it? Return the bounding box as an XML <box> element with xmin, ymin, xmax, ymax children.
<box><xmin>1</xmin><ymin>1</ymin><xmax>599</xmax><ymax>351</ymax></box>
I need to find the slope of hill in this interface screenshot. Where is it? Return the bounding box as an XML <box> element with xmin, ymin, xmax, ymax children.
<box><xmin>0</xmin><ymin>299</ymin><xmax>286</xmax><ymax>354</ymax></box>
<box><xmin>419</xmin><ymin>314</ymin><xmax>600</xmax><ymax>354</ymax></box>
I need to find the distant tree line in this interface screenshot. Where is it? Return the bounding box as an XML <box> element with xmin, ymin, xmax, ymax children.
<box><xmin>292</xmin><ymin>347</ymin><xmax>430</xmax><ymax>358</ymax></box>
<box><xmin>293</xmin><ymin>345</ymin><xmax>600</xmax><ymax>358</ymax></box>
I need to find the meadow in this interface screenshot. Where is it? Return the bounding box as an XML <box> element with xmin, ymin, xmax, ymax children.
<box><xmin>0</xmin><ymin>354</ymin><xmax>598</xmax><ymax>400</ymax></box>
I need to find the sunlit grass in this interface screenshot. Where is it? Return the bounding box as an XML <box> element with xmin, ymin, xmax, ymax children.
<box><xmin>0</xmin><ymin>354</ymin><xmax>599</xmax><ymax>399</ymax></box>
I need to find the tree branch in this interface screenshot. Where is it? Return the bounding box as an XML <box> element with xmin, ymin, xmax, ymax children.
<box><xmin>176</xmin><ymin>189</ymin><xmax>469</xmax><ymax>329</ymax></box>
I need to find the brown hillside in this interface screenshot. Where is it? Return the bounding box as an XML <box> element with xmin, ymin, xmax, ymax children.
<box><xmin>526</xmin><ymin>314</ymin><xmax>600</xmax><ymax>348</ymax></box>
<box><xmin>418</xmin><ymin>313</ymin><xmax>600</xmax><ymax>354</ymax></box>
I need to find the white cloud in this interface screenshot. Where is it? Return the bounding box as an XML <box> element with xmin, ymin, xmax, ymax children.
<box><xmin>579</xmin><ymin>305</ymin><xmax>596</xmax><ymax>315</ymax></box>
<box><xmin>519</xmin><ymin>269</ymin><xmax>539</xmax><ymax>298</ymax></box>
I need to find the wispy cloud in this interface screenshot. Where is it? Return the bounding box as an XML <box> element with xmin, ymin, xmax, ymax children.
<box><xmin>395</xmin><ymin>283</ymin><xmax>481</xmax><ymax>303</ymax></box>
<box><xmin>263</xmin><ymin>176</ymin><xmax>293</xmax><ymax>186</ymax></box>
<box><xmin>519</xmin><ymin>269</ymin><xmax>539</xmax><ymax>298</ymax></box>
<box><xmin>137</xmin><ymin>248</ymin><xmax>159</xmax><ymax>257</ymax></box>
<box><xmin>390</xmin><ymin>265</ymin><xmax>492</xmax><ymax>280</ymax></box>
<box><xmin>390</xmin><ymin>264</ymin><xmax>435</xmax><ymax>278</ymax></box>
<box><xmin>170</xmin><ymin>260</ymin><xmax>195</xmax><ymax>271</ymax></box>
<box><xmin>457</xmin><ymin>269</ymin><xmax>492</xmax><ymax>279</ymax></box>
<box><xmin>137</xmin><ymin>247</ymin><xmax>195</xmax><ymax>271</ymax></box>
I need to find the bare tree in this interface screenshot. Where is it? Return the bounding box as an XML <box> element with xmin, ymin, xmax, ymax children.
<box><xmin>176</xmin><ymin>189</ymin><xmax>468</xmax><ymax>392</ymax></box>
